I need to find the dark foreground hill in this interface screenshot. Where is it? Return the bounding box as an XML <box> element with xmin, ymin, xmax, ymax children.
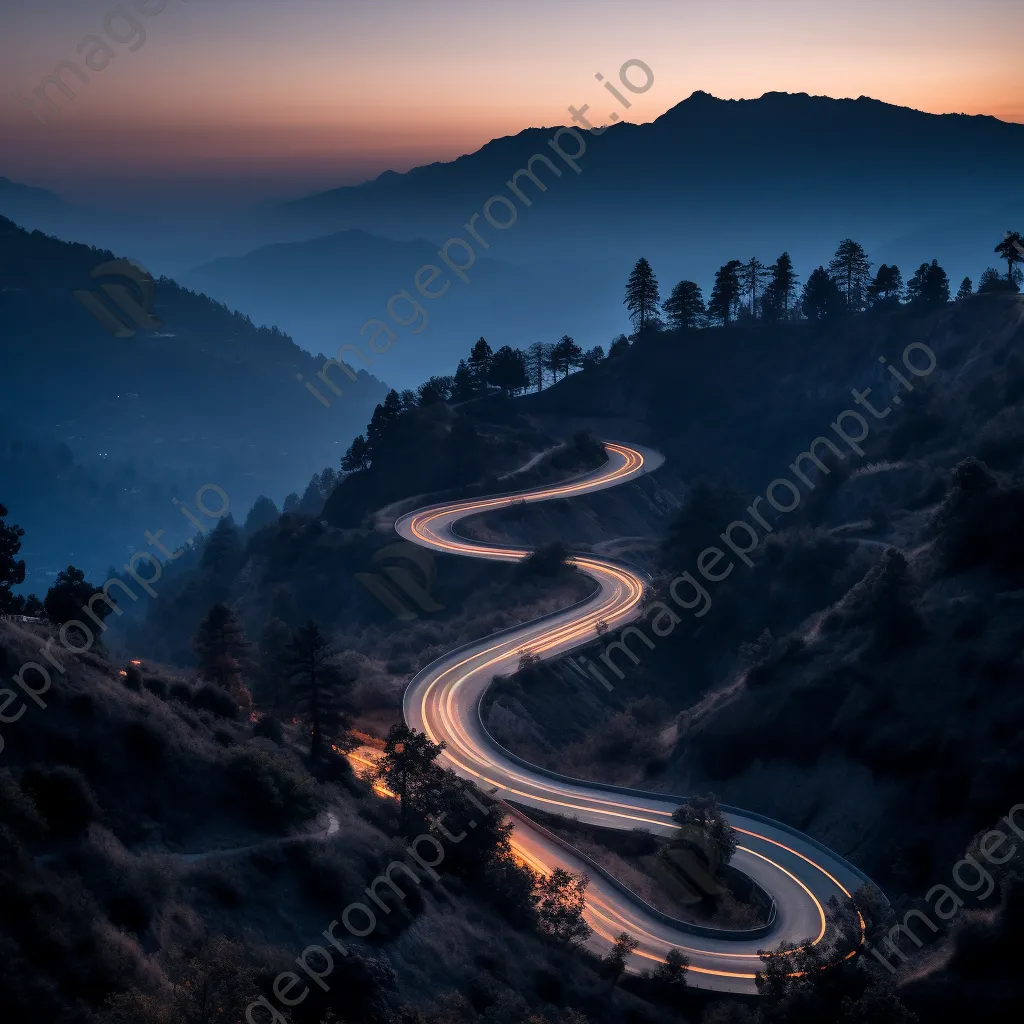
<box><xmin>0</xmin><ymin>618</ymin><xmax>687</xmax><ymax>1024</ymax></box>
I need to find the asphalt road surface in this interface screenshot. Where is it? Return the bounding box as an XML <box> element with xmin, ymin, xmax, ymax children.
<box><xmin>397</xmin><ymin>442</ymin><xmax>871</xmax><ymax>993</ymax></box>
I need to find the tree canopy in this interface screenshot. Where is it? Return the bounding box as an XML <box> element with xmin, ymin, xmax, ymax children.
<box><xmin>663</xmin><ymin>280</ymin><xmax>705</xmax><ymax>329</ymax></box>
<box><xmin>534</xmin><ymin>867</ymin><xmax>590</xmax><ymax>944</ymax></box>
<box><xmin>829</xmin><ymin>238</ymin><xmax>872</xmax><ymax>310</ymax></box>
<box><xmin>286</xmin><ymin>619</ymin><xmax>355</xmax><ymax>763</ymax></box>
<box><xmin>192</xmin><ymin>601</ymin><xmax>251</xmax><ymax>699</ymax></box>
<box><xmin>906</xmin><ymin>260</ymin><xmax>950</xmax><ymax>309</ymax></box>
<box><xmin>624</xmin><ymin>257</ymin><xmax>661</xmax><ymax>334</ymax></box>
<box><xmin>994</xmin><ymin>230</ymin><xmax>1024</xmax><ymax>281</ymax></box>
<box><xmin>0</xmin><ymin>503</ymin><xmax>26</xmax><ymax>614</ymax></box>
<box><xmin>709</xmin><ymin>260</ymin><xmax>743</xmax><ymax>325</ymax></box>
<box><xmin>43</xmin><ymin>565</ymin><xmax>110</xmax><ymax>633</ymax></box>
<box><xmin>489</xmin><ymin>345</ymin><xmax>529</xmax><ymax>395</ymax></box>
<box><xmin>801</xmin><ymin>266</ymin><xmax>844</xmax><ymax>320</ymax></box>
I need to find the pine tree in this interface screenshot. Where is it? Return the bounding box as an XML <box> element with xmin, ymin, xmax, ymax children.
<box><xmin>366</xmin><ymin>389</ymin><xmax>404</xmax><ymax>452</ymax></box>
<box><xmin>468</xmin><ymin>337</ymin><xmax>493</xmax><ymax>392</ymax></box>
<box><xmin>623</xmin><ymin>257</ymin><xmax>661</xmax><ymax>335</ymax></box>
<box><xmin>828</xmin><ymin>239</ymin><xmax>872</xmax><ymax>311</ymax></box>
<box><xmin>995</xmin><ymin>230</ymin><xmax>1024</xmax><ymax>281</ymax></box>
<box><xmin>286</xmin><ymin>619</ymin><xmax>354</xmax><ymax>762</ymax></box>
<box><xmin>580</xmin><ymin>345</ymin><xmax>605</xmax><ymax>370</ymax></box>
<box><xmin>296</xmin><ymin>477</ymin><xmax>325</xmax><ymax>518</ymax></box>
<box><xmin>192</xmin><ymin>601</ymin><xmax>251</xmax><ymax>696</ymax></box>
<box><xmin>490</xmin><ymin>345</ymin><xmax>529</xmax><ymax>395</ymax></box>
<box><xmin>740</xmin><ymin>257</ymin><xmax>770</xmax><ymax>318</ymax></box>
<box><xmin>451</xmin><ymin>359</ymin><xmax>475</xmax><ymax>401</ymax></box>
<box><xmin>550</xmin><ymin>335</ymin><xmax>582</xmax><ymax>379</ymax></box>
<box><xmin>708</xmin><ymin>260</ymin><xmax>743</xmax><ymax>325</ymax></box>
<box><xmin>978</xmin><ymin>267</ymin><xmax>1008</xmax><ymax>293</ymax></box>
<box><xmin>341</xmin><ymin>434</ymin><xmax>371</xmax><ymax>472</ymax></box>
<box><xmin>318</xmin><ymin>467</ymin><xmax>338</xmax><ymax>497</ymax></box>
<box><xmin>956</xmin><ymin>276</ymin><xmax>973</xmax><ymax>301</ymax></box>
<box><xmin>662</xmin><ymin>280</ymin><xmax>705</xmax><ymax>330</ymax></box>
<box><xmin>255</xmin><ymin>616</ymin><xmax>292</xmax><ymax>710</ymax></box>
<box><xmin>906</xmin><ymin>260</ymin><xmax>950</xmax><ymax>309</ymax></box>
<box><xmin>199</xmin><ymin>517</ymin><xmax>244</xmax><ymax>576</ymax></box>
<box><xmin>375</xmin><ymin>723</ymin><xmax>447</xmax><ymax>833</ymax></box>
<box><xmin>0</xmin><ymin>504</ymin><xmax>26</xmax><ymax>614</ymax></box>
<box><xmin>243</xmin><ymin>496</ymin><xmax>279</xmax><ymax>533</ymax></box>
<box><xmin>866</xmin><ymin>264</ymin><xmax>903</xmax><ymax>305</ymax></box>
<box><xmin>801</xmin><ymin>266</ymin><xmax>844</xmax><ymax>320</ymax></box>
<box><xmin>526</xmin><ymin>342</ymin><xmax>551</xmax><ymax>393</ymax></box>
<box><xmin>762</xmin><ymin>252</ymin><xmax>798</xmax><ymax>321</ymax></box>
<box><xmin>607</xmin><ymin>334</ymin><xmax>630</xmax><ymax>358</ymax></box>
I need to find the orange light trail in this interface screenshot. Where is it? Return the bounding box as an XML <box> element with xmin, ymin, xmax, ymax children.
<box><xmin>396</xmin><ymin>441</ymin><xmax>867</xmax><ymax>987</ymax></box>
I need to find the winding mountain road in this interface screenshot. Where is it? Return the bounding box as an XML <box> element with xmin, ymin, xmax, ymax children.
<box><xmin>398</xmin><ymin>442</ymin><xmax>871</xmax><ymax>994</ymax></box>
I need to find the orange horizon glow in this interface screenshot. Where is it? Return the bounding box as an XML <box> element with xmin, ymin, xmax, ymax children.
<box><xmin>1</xmin><ymin>0</ymin><xmax>1020</xmax><ymax>206</ymax></box>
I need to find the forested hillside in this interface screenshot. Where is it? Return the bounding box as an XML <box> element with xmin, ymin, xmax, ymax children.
<box><xmin>0</xmin><ymin>217</ymin><xmax>386</xmax><ymax>586</ymax></box>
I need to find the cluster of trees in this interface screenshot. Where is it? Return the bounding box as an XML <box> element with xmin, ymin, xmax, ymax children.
<box><xmin>188</xmin><ymin>600</ymin><xmax>356</xmax><ymax>764</ymax></box>
<box><xmin>335</xmin><ymin>230</ymin><xmax>1024</xmax><ymax>478</ymax></box>
<box><xmin>671</xmin><ymin>792</ymin><xmax>737</xmax><ymax>868</ymax></box>
<box><xmin>338</xmin><ymin>333</ymin><xmax>599</xmax><ymax>473</ymax></box>
<box><xmin>373</xmin><ymin>722</ymin><xmax>596</xmax><ymax>938</ymax></box>
<box><xmin>414</xmin><ymin>335</ymin><xmax>609</xmax><ymax>405</ymax></box>
<box><xmin>754</xmin><ymin>895</ymin><xmax>917</xmax><ymax>1024</ymax></box>
<box><xmin>623</xmin><ymin>230</ymin><xmax>1023</xmax><ymax>332</ymax></box>
<box><xmin>1</xmin><ymin>504</ymin><xmax>122</xmax><ymax>630</ymax></box>
<box><xmin>0</xmin><ymin>503</ymin><xmax>38</xmax><ymax>616</ymax></box>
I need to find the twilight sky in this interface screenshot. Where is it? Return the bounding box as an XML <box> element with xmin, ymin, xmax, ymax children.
<box><xmin>1</xmin><ymin>0</ymin><xmax>1021</xmax><ymax>210</ymax></box>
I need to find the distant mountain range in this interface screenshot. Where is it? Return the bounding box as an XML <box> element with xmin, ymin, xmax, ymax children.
<box><xmin>185</xmin><ymin>91</ymin><xmax>1024</xmax><ymax>387</ymax></box>
<box><xmin>180</xmin><ymin>229</ymin><xmax>618</xmax><ymax>388</ymax></box>
<box><xmin>3</xmin><ymin>91</ymin><xmax>1023</xmax><ymax>388</ymax></box>
<box><xmin>0</xmin><ymin>216</ymin><xmax>386</xmax><ymax>589</ymax></box>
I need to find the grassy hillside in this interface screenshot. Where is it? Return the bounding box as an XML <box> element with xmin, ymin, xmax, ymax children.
<box><xmin>0</xmin><ymin>619</ymin><xmax>691</xmax><ymax>1024</ymax></box>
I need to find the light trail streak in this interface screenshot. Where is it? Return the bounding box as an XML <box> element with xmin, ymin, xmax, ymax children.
<box><xmin>396</xmin><ymin>441</ymin><xmax>869</xmax><ymax>992</ymax></box>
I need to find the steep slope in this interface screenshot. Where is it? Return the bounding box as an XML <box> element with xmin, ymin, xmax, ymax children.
<box><xmin>475</xmin><ymin>293</ymin><xmax>1024</xmax><ymax>1017</ymax></box>
<box><xmin>0</xmin><ymin>619</ymin><xmax>678</xmax><ymax>1024</ymax></box>
<box><xmin>0</xmin><ymin>217</ymin><xmax>387</xmax><ymax>584</ymax></box>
